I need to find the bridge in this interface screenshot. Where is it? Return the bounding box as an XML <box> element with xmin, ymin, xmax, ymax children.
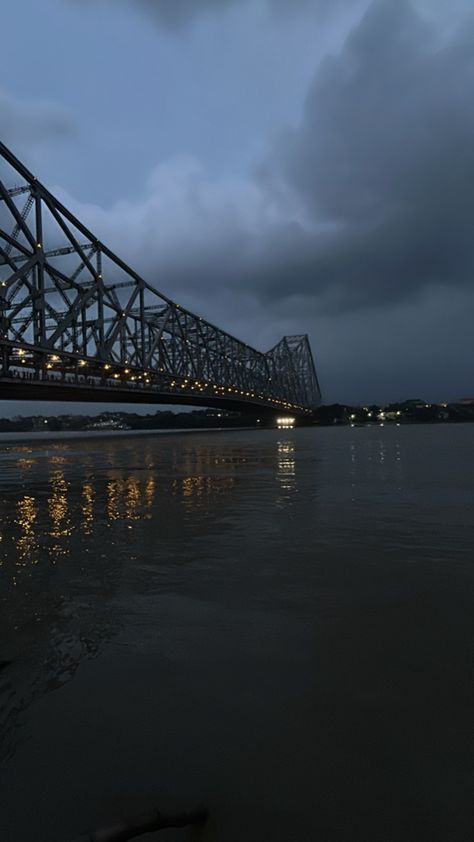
<box><xmin>0</xmin><ymin>141</ymin><xmax>321</xmax><ymax>418</ymax></box>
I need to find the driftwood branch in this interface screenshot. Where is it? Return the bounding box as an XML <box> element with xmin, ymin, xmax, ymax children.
<box><xmin>75</xmin><ymin>806</ymin><xmax>208</xmax><ymax>842</ymax></box>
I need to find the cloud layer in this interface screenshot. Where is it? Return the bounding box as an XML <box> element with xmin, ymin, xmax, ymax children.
<box><xmin>61</xmin><ymin>2</ymin><xmax>474</xmax><ymax>313</ymax></box>
<box><xmin>76</xmin><ymin>0</ymin><xmax>337</xmax><ymax>31</ymax></box>
<box><xmin>4</xmin><ymin>0</ymin><xmax>474</xmax><ymax>401</ymax></box>
<box><xmin>0</xmin><ymin>89</ymin><xmax>75</xmax><ymax>151</ymax></box>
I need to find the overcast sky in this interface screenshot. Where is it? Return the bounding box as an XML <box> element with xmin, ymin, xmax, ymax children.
<box><xmin>1</xmin><ymin>0</ymin><xmax>474</xmax><ymax>415</ymax></box>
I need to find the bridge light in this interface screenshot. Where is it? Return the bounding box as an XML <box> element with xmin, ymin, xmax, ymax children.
<box><xmin>46</xmin><ymin>363</ymin><xmax>53</xmax><ymax>369</ymax></box>
<box><xmin>124</xmin><ymin>368</ymin><xmax>130</xmax><ymax>374</ymax></box>
<box><xmin>104</xmin><ymin>364</ymin><xmax>111</xmax><ymax>370</ymax></box>
<box><xmin>113</xmin><ymin>373</ymin><xmax>120</xmax><ymax>379</ymax></box>
<box><xmin>50</xmin><ymin>354</ymin><xmax>60</xmax><ymax>362</ymax></box>
<box><xmin>277</xmin><ymin>416</ymin><xmax>295</xmax><ymax>429</ymax></box>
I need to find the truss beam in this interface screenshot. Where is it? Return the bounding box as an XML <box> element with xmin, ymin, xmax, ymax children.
<box><xmin>0</xmin><ymin>140</ymin><xmax>321</xmax><ymax>415</ymax></box>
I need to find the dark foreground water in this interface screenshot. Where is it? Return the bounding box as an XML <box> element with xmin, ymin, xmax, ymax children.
<box><xmin>0</xmin><ymin>425</ymin><xmax>472</xmax><ymax>841</ymax></box>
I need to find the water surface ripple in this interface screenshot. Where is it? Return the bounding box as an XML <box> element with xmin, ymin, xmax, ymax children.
<box><xmin>0</xmin><ymin>426</ymin><xmax>473</xmax><ymax>841</ymax></box>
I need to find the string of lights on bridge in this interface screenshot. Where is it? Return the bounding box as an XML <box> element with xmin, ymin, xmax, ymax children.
<box><xmin>10</xmin><ymin>347</ymin><xmax>310</xmax><ymax>414</ymax></box>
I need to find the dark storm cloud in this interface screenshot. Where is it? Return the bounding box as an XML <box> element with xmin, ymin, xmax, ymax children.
<box><xmin>132</xmin><ymin>0</ymin><xmax>240</xmax><ymax>29</ymax></box>
<box><xmin>84</xmin><ymin>0</ymin><xmax>474</xmax><ymax>321</ymax></box>
<box><xmin>252</xmin><ymin>0</ymin><xmax>474</xmax><ymax>312</ymax></box>
<box><xmin>0</xmin><ymin>89</ymin><xmax>75</xmax><ymax>149</ymax></box>
<box><xmin>54</xmin><ymin>0</ymin><xmax>474</xmax><ymax>320</ymax></box>
<box><xmin>82</xmin><ymin>0</ymin><xmax>336</xmax><ymax>31</ymax></box>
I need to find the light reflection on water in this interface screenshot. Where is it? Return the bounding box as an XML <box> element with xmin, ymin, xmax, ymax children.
<box><xmin>276</xmin><ymin>439</ymin><xmax>297</xmax><ymax>507</ymax></box>
<box><xmin>0</xmin><ymin>425</ymin><xmax>473</xmax><ymax>772</ymax></box>
<box><xmin>0</xmin><ymin>447</ymin><xmax>242</xmax><ymax>581</ymax></box>
<box><xmin>0</xmin><ymin>433</ymin><xmax>277</xmax><ymax>757</ymax></box>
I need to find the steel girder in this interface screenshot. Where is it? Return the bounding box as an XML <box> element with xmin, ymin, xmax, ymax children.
<box><xmin>0</xmin><ymin>141</ymin><xmax>321</xmax><ymax>415</ymax></box>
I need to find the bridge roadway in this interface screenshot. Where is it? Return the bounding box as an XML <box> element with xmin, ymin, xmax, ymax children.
<box><xmin>0</xmin><ymin>364</ymin><xmax>312</xmax><ymax>418</ymax></box>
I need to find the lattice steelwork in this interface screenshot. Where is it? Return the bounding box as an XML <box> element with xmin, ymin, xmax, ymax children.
<box><xmin>0</xmin><ymin>141</ymin><xmax>321</xmax><ymax>415</ymax></box>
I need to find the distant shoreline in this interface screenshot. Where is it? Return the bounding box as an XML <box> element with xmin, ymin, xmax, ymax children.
<box><xmin>1</xmin><ymin>421</ymin><xmax>473</xmax><ymax>448</ymax></box>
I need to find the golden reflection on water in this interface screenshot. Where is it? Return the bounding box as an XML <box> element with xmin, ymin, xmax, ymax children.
<box><xmin>47</xmin><ymin>470</ymin><xmax>72</xmax><ymax>557</ymax></box>
<box><xmin>182</xmin><ymin>476</ymin><xmax>206</xmax><ymax>498</ymax></box>
<box><xmin>276</xmin><ymin>440</ymin><xmax>297</xmax><ymax>505</ymax></box>
<box><xmin>15</xmin><ymin>457</ymin><xmax>35</xmax><ymax>471</ymax></box>
<box><xmin>2</xmin><ymin>444</ymin><xmax>242</xmax><ymax>576</ymax></box>
<box><xmin>15</xmin><ymin>495</ymin><xmax>39</xmax><ymax>566</ymax></box>
<box><xmin>106</xmin><ymin>478</ymin><xmax>123</xmax><ymax>522</ymax></box>
<box><xmin>106</xmin><ymin>477</ymin><xmax>145</xmax><ymax>521</ymax></box>
<box><xmin>81</xmin><ymin>482</ymin><xmax>95</xmax><ymax>535</ymax></box>
<box><xmin>181</xmin><ymin>473</ymin><xmax>234</xmax><ymax>509</ymax></box>
<box><xmin>145</xmin><ymin>477</ymin><xmax>155</xmax><ymax>508</ymax></box>
<box><xmin>125</xmin><ymin>477</ymin><xmax>141</xmax><ymax>521</ymax></box>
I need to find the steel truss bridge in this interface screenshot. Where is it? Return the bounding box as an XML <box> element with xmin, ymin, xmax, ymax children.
<box><xmin>0</xmin><ymin>141</ymin><xmax>321</xmax><ymax>417</ymax></box>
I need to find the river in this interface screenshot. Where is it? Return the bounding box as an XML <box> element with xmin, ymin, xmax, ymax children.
<box><xmin>0</xmin><ymin>425</ymin><xmax>473</xmax><ymax>841</ymax></box>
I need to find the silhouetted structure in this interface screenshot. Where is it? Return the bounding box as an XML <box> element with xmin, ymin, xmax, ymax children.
<box><xmin>0</xmin><ymin>141</ymin><xmax>321</xmax><ymax>417</ymax></box>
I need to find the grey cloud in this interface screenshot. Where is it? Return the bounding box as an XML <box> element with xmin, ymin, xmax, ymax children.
<box><xmin>249</xmin><ymin>0</ymin><xmax>474</xmax><ymax>311</ymax></box>
<box><xmin>95</xmin><ymin>0</ymin><xmax>338</xmax><ymax>31</ymax></box>
<box><xmin>58</xmin><ymin>0</ymin><xmax>474</xmax><ymax>324</ymax></box>
<box><xmin>132</xmin><ymin>0</ymin><xmax>240</xmax><ymax>30</ymax></box>
<box><xmin>0</xmin><ymin>88</ymin><xmax>75</xmax><ymax>150</ymax></box>
<box><xmin>115</xmin><ymin>0</ymin><xmax>474</xmax><ymax>321</ymax></box>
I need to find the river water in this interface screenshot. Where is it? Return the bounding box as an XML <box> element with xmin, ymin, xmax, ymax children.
<box><xmin>0</xmin><ymin>425</ymin><xmax>472</xmax><ymax>841</ymax></box>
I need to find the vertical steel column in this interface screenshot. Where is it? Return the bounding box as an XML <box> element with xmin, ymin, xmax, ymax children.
<box><xmin>34</xmin><ymin>192</ymin><xmax>46</xmax><ymax>347</ymax></box>
<box><xmin>96</xmin><ymin>249</ymin><xmax>104</xmax><ymax>358</ymax></box>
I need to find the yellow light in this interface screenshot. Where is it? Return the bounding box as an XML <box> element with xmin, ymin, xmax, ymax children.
<box><xmin>104</xmin><ymin>364</ymin><xmax>111</xmax><ymax>370</ymax></box>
